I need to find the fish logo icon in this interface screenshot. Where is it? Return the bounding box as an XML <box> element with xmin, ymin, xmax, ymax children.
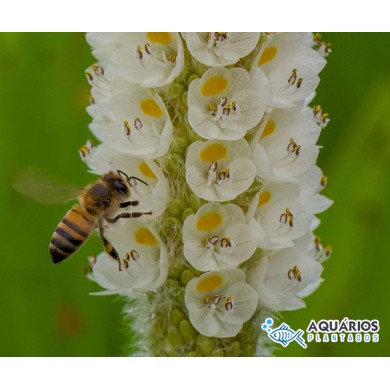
<box><xmin>261</xmin><ymin>318</ymin><xmax>307</xmax><ymax>349</ymax></box>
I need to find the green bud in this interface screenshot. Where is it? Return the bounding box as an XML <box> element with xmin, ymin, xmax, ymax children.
<box><xmin>169</xmin><ymin>306</ymin><xmax>187</xmax><ymax>328</ymax></box>
<box><xmin>185</xmin><ymin>351</ymin><xmax>199</xmax><ymax>357</ymax></box>
<box><xmin>182</xmin><ymin>207</ymin><xmax>194</xmax><ymax>222</ymax></box>
<box><xmin>180</xmin><ymin>269</ymin><xmax>194</xmax><ymax>287</ymax></box>
<box><xmin>187</xmin><ymin>74</ymin><xmax>200</xmax><ymax>85</ymax></box>
<box><xmin>211</xmin><ymin>349</ymin><xmax>226</xmax><ymax>357</ymax></box>
<box><xmin>165</xmin><ymin>328</ymin><xmax>184</xmax><ymax>353</ymax></box>
<box><xmin>168</xmin><ymin>199</ymin><xmax>187</xmax><ymax>217</ymax></box>
<box><xmin>168</xmin><ymin>263</ymin><xmax>187</xmax><ymax>280</ymax></box>
<box><xmin>161</xmin><ymin>216</ymin><xmax>182</xmax><ymax>238</ymax></box>
<box><xmin>244</xmin><ymin>343</ymin><xmax>256</xmax><ymax>357</ymax></box>
<box><xmin>189</xmin><ymin>193</ymin><xmax>204</xmax><ymax>211</ymax></box>
<box><xmin>196</xmin><ymin>334</ymin><xmax>215</xmax><ymax>356</ymax></box>
<box><xmin>226</xmin><ymin>341</ymin><xmax>241</xmax><ymax>357</ymax></box>
<box><xmin>179</xmin><ymin>319</ymin><xmax>198</xmax><ymax>344</ymax></box>
<box><xmin>177</xmin><ymin>286</ymin><xmax>185</xmax><ymax>305</ymax></box>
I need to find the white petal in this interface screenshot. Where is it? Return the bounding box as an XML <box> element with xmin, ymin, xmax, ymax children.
<box><xmin>185</xmin><ymin>32</ymin><xmax>260</xmax><ymax>66</ymax></box>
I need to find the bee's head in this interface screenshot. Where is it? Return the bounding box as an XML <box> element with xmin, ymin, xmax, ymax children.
<box><xmin>108</xmin><ymin>170</ymin><xmax>148</xmax><ymax>193</ymax></box>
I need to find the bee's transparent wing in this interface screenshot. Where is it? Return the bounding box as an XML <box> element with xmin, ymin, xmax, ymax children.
<box><xmin>12</xmin><ymin>166</ymin><xmax>81</xmax><ymax>205</ymax></box>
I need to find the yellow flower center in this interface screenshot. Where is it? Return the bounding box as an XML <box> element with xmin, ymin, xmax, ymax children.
<box><xmin>258</xmin><ymin>46</ymin><xmax>278</xmax><ymax>66</ymax></box>
<box><xmin>260</xmin><ymin>119</ymin><xmax>276</xmax><ymax>139</ymax></box>
<box><xmin>201</xmin><ymin>76</ymin><xmax>228</xmax><ymax>96</ymax></box>
<box><xmin>134</xmin><ymin>228</ymin><xmax>158</xmax><ymax>246</ymax></box>
<box><xmin>140</xmin><ymin>98</ymin><xmax>164</xmax><ymax>118</ymax></box>
<box><xmin>257</xmin><ymin>191</ymin><xmax>271</xmax><ymax>207</ymax></box>
<box><xmin>196</xmin><ymin>212</ymin><xmax>223</xmax><ymax>231</ymax></box>
<box><xmin>146</xmin><ymin>32</ymin><xmax>173</xmax><ymax>45</ymax></box>
<box><xmin>138</xmin><ymin>161</ymin><xmax>157</xmax><ymax>180</ymax></box>
<box><xmin>196</xmin><ymin>274</ymin><xmax>224</xmax><ymax>292</ymax></box>
<box><xmin>199</xmin><ymin>143</ymin><xmax>227</xmax><ymax>162</ymax></box>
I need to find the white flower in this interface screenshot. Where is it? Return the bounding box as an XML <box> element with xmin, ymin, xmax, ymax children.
<box><xmin>82</xmin><ymin>142</ymin><xmax>170</xmax><ymax>219</ymax></box>
<box><xmin>251</xmin><ymin>33</ymin><xmax>326</xmax><ymax>108</ymax></box>
<box><xmin>188</xmin><ymin>66</ymin><xmax>270</xmax><ymax>140</ymax></box>
<box><xmin>92</xmin><ymin>221</ymin><xmax>169</xmax><ymax>294</ymax></box>
<box><xmin>183</xmin><ymin>202</ymin><xmax>258</xmax><ymax>271</ymax></box>
<box><xmin>90</xmin><ymin>86</ymin><xmax>173</xmax><ymax>159</ymax></box>
<box><xmin>299</xmin><ymin>165</ymin><xmax>333</xmax><ymax>214</ymax></box>
<box><xmin>185</xmin><ymin>138</ymin><xmax>257</xmax><ymax>201</ymax></box>
<box><xmin>87</xmin><ymin>32</ymin><xmax>184</xmax><ymax>88</ymax></box>
<box><xmin>251</xmin><ymin>105</ymin><xmax>321</xmax><ymax>182</ymax></box>
<box><xmin>246</xmin><ymin>182</ymin><xmax>314</xmax><ymax>249</ymax></box>
<box><xmin>184</xmin><ymin>32</ymin><xmax>260</xmax><ymax>66</ymax></box>
<box><xmin>184</xmin><ymin>269</ymin><xmax>258</xmax><ymax>338</ymax></box>
<box><xmin>247</xmin><ymin>235</ymin><xmax>324</xmax><ymax>311</ymax></box>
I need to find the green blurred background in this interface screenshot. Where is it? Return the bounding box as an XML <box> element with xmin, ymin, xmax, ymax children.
<box><xmin>0</xmin><ymin>33</ymin><xmax>389</xmax><ymax>357</ymax></box>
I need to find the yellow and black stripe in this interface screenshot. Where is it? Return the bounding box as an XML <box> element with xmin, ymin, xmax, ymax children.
<box><xmin>50</xmin><ymin>205</ymin><xmax>95</xmax><ymax>264</ymax></box>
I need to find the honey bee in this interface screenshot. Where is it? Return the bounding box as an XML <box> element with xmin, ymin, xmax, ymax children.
<box><xmin>13</xmin><ymin>168</ymin><xmax>152</xmax><ymax>270</ymax></box>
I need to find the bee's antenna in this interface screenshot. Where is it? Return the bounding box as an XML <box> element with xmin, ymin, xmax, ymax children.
<box><xmin>117</xmin><ymin>170</ymin><xmax>129</xmax><ymax>180</ymax></box>
<box><xmin>128</xmin><ymin>176</ymin><xmax>148</xmax><ymax>186</ymax></box>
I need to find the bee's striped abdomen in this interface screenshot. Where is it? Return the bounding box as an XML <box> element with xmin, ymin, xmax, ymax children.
<box><xmin>50</xmin><ymin>205</ymin><xmax>95</xmax><ymax>264</ymax></box>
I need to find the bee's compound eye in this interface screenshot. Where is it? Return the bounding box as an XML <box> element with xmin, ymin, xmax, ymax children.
<box><xmin>113</xmin><ymin>179</ymin><xmax>128</xmax><ymax>194</ymax></box>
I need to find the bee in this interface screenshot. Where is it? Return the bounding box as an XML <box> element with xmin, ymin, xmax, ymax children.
<box><xmin>13</xmin><ymin>168</ymin><xmax>152</xmax><ymax>270</ymax></box>
<box><xmin>50</xmin><ymin>170</ymin><xmax>152</xmax><ymax>269</ymax></box>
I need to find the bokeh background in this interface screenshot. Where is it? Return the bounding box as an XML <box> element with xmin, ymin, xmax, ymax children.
<box><xmin>0</xmin><ymin>33</ymin><xmax>389</xmax><ymax>357</ymax></box>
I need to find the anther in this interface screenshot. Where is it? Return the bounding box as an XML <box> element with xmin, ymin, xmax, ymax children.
<box><xmin>295</xmin><ymin>144</ymin><xmax>301</xmax><ymax>156</ymax></box>
<box><xmin>324</xmin><ymin>245</ymin><xmax>332</xmax><ymax>258</ymax></box>
<box><xmin>314</xmin><ymin>236</ymin><xmax>323</xmax><ymax>252</ymax></box>
<box><xmin>145</xmin><ymin>43</ymin><xmax>152</xmax><ymax>55</ymax></box>
<box><xmin>219</xmin><ymin>96</ymin><xmax>228</xmax><ymax>107</ymax></box>
<box><xmin>209</xmin><ymin>103</ymin><xmax>217</xmax><ymax>117</ymax></box>
<box><xmin>205</xmin><ymin>295</ymin><xmax>221</xmax><ymax>308</ymax></box>
<box><xmin>136</xmin><ymin>45</ymin><xmax>143</xmax><ymax>60</ymax></box>
<box><xmin>288</xmin><ymin>265</ymin><xmax>302</xmax><ymax>281</ymax></box>
<box><xmin>220</xmin><ymin>236</ymin><xmax>234</xmax><ymax>248</ymax></box>
<box><xmin>130</xmin><ymin>249</ymin><xmax>139</xmax><ymax>261</ymax></box>
<box><xmin>134</xmin><ymin>118</ymin><xmax>142</xmax><ymax>130</ymax></box>
<box><xmin>92</xmin><ymin>64</ymin><xmax>104</xmax><ymax>76</ymax></box>
<box><xmin>288</xmin><ymin>68</ymin><xmax>297</xmax><ymax>85</ymax></box>
<box><xmin>85</xmin><ymin>71</ymin><xmax>94</xmax><ymax>82</ymax></box>
<box><xmin>231</xmin><ymin>101</ymin><xmax>239</xmax><ymax>112</ymax></box>
<box><xmin>79</xmin><ymin>139</ymin><xmax>95</xmax><ymax>160</ymax></box>
<box><xmin>222</xmin><ymin>106</ymin><xmax>231</xmax><ymax>117</ymax></box>
<box><xmin>280</xmin><ymin>208</ymin><xmax>294</xmax><ymax>227</ymax></box>
<box><xmin>128</xmin><ymin>177</ymin><xmax>138</xmax><ymax>188</ymax></box>
<box><xmin>224</xmin><ymin>296</ymin><xmax>234</xmax><ymax>311</ymax></box>
<box><xmin>122</xmin><ymin>253</ymin><xmax>130</xmax><ymax>269</ymax></box>
<box><xmin>279</xmin><ymin>211</ymin><xmax>288</xmax><ymax>224</ymax></box>
<box><xmin>217</xmin><ymin>168</ymin><xmax>232</xmax><ymax>183</ymax></box>
<box><xmin>207</xmin><ymin>161</ymin><xmax>218</xmax><ymax>186</ymax></box>
<box><xmin>205</xmin><ymin>236</ymin><xmax>220</xmax><ymax>249</ymax></box>
<box><xmin>123</xmin><ymin>120</ymin><xmax>131</xmax><ymax>136</ymax></box>
<box><xmin>168</xmin><ymin>54</ymin><xmax>177</xmax><ymax>63</ymax></box>
<box><xmin>287</xmin><ymin>138</ymin><xmax>298</xmax><ymax>153</ymax></box>
<box><xmin>89</xmin><ymin>96</ymin><xmax>96</xmax><ymax>105</ymax></box>
<box><xmin>320</xmin><ymin>175</ymin><xmax>328</xmax><ymax>187</ymax></box>
<box><xmin>296</xmin><ymin>78</ymin><xmax>303</xmax><ymax>88</ymax></box>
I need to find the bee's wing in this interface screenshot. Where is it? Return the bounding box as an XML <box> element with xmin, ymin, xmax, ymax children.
<box><xmin>12</xmin><ymin>166</ymin><xmax>81</xmax><ymax>205</ymax></box>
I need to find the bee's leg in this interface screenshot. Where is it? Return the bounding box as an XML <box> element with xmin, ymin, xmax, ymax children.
<box><xmin>106</xmin><ymin>211</ymin><xmax>152</xmax><ymax>224</ymax></box>
<box><xmin>119</xmin><ymin>200</ymin><xmax>139</xmax><ymax>208</ymax></box>
<box><xmin>98</xmin><ymin>220</ymin><xmax>122</xmax><ymax>271</ymax></box>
